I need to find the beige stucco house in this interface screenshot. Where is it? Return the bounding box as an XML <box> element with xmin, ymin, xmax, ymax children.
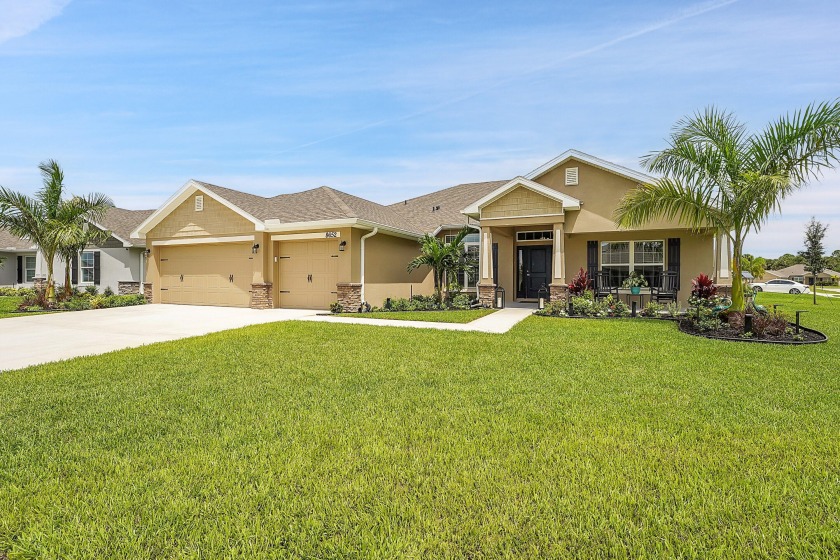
<box><xmin>131</xmin><ymin>150</ymin><xmax>730</xmax><ymax>310</ymax></box>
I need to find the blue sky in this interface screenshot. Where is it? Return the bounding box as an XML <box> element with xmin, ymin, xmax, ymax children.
<box><xmin>1</xmin><ymin>0</ymin><xmax>839</xmax><ymax>256</ymax></box>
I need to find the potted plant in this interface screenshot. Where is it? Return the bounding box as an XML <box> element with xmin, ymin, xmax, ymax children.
<box><xmin>621</xmin><ymin>271</ymin><xmax>649</xmax><ymax>294</ymax></box>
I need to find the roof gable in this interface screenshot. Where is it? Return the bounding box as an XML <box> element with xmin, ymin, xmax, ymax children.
<box><xmin>524</xmin><ymin>149</ymin><xmax>655</xmax><ymax>184</ymax></box>
<box><xmin>461</xmin><ymin>177</ymin><xmax>581</xmax><ymax>218</ymax></box>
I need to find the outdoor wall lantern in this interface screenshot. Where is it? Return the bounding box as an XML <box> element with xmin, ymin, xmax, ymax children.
<box><xmin>143</xmin><ymin>249</ymin><xmax>151</xmax><ymax>257</ymax></box>
<box><xmin>252</xmin><ymin>243</ymin><xmax>260</xmax><ymax>254</ymax></box>
<box><xmin>338</xmin><ymin>240</ymin><xmax>347</xmax><ymax>251</ymax></box>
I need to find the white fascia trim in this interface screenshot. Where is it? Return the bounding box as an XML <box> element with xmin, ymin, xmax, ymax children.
<box><xmin>130</xmin><ymin>180</ymin><xmax>265</xmax><ymax>239</ymax></box>
<box><xmin>480</xmin><ymin>213</ymin><xmax>564</xmax><ymax>221</ymax></box>
<box><xmin>431</xmin><ymin>224</ymin><xmax>480</xmax><ymax>236</ymax></box>
<box><xmin>524</xmin><ymin>149</ymin><xmax>657</xmax><ymax>184</ymax></box>
<box><xmin>265</xmin><ymin>218</ymin><xmax>421</xmax><ymax>240</ymax></box>
<box><xmin>461</xmin><ymin>176</ymin><xmax>581</xmax><ymax>217</ymax></box>
<box><xmin>151</xmin><ymin>235</ymin><xmax>255</xmax><ymax>247</ymax></box>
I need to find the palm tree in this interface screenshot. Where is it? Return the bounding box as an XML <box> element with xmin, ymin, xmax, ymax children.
<box><xmin>740</xmin><ymin>254</ymin><xmax>766</xmax><ymax>281</ymax></box>
<box><xmin>615</xmin><ymin>101</ymin><xmax>840</xmax><ymax>311</ymax></box>
<box><xmin>0</xmin><ymin>160</ymin><xmax>113</xmax><ymax>303</ymax></box>
<box><xmin>407</xmin><ymin>226</ymin><xmax>473</xmax><ymax>304</ymax></box>
<box><xmin>55</xmin><ymin>218</ymin><xmax>110</xmax><ymax>299</ymax></box>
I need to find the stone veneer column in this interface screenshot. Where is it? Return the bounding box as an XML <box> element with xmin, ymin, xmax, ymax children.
<box><xmin>143</xmin><ymin>282</ymin><xmax>153</xmax><ymax>304</ymax></box>
<box><xmin>477</xmin><ymin>283</ymin><xmax>497</xmax><ymax>308</ymax></box>
<box><xmin>33</xmin><ymin>277</ymin><xmax>47</xmax><ymax>292</ymax></box>
<box><xmin>337</xmin><ymin>282</ymin><xmax>362</xmax><ymax>311</ymax></box>
<box><xmin>250</xmin><ymin>282</ymin><xmax>273</xmax><ymax>309</ymax></box>
<box><xmin>548</xmin><ymin>283</ymin><xmax>568</xmax><ymax>303</ymax></box>
<box><xmin>118</xmin><ymin>281</ymin><xmax>141</xmax><ymax>295</ymax></box>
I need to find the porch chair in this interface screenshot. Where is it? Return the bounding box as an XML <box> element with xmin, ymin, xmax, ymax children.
<box><xmin>593</xmin><ymin>271</ymin><xmax>618</xmax><ymax>301</ymax></box>
<box><xmin>651</xmin><ymin>271</ymin><xmax>679</xmax><ymax>304</ymax></box>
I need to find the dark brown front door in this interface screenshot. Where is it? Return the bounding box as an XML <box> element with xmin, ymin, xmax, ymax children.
<box><xmin>517</xmin><ymin>245</ymin><xmax>552</xmax><ymax>299</ymax></box>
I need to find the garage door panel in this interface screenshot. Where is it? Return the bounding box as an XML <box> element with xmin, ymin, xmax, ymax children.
<box><xmin>278</xmin><ymin>240</ymin><xmax>339</xmax><ymax>310</ymax></box>
<box><xmin>160</xmin><ymin>244</ymin><xmax>253</xmax><ymax>307</ymax></box>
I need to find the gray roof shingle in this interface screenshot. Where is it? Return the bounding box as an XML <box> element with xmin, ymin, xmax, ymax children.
<box><xmin>387</xmin><ymin>180</ymin><xmax>509</xmax><ymax>232</ymax></box>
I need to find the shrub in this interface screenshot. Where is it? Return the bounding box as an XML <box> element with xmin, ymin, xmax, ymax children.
<box><xmin>567</xmin><ymin>268</ymin><xmax>591</xmax><ymax>296</ymax></box>
<box><xmin>449</xmin><ymin>293</ymin><xmax>475</xmax><ymax>310</ymax></box>
<box><xmin>58</xmin><ymin>298</ymin><xmax>91</xmax><ymax>311</ymax></box>
<box><xmin>18</xmin><ymin>290</ymin><xmax>50</xmax><ymax>310</ymax></box>
<box><xmin>330</xmin><ymin>302</ymin><xmax>343</xmax><ymax>314</ymax></box>
<box><xmin>643</xmin><ymin>301</ymin><xmax>665</xmax><ymax>317</ymax></box>
<box><xmin>690</xmin><ymin>273</ymin><xmax>717</xmax><ymax>300</ymax></box>
<box><xmin>104</xmin><ymin>294</ymin><xmax>145</xmax><ymax>308</ymax></box>
<box><xmin>85</xmin><ymin>285</ymin><xmax>99</xmax><ymax>296</ymax></box>
<box><xmin>89</xmin><ymin>295</ymin><xmax>107</xmax><ymax>309</ymax></box>
<box><xmin>600</xmin><ymin>295</ymin><xmax>631</xmax><ymax>317</ymax></box>
<box><xmin>103</xmin><ymin>286</ymin><xmax>115</xmax><ymax>297</ymax></box>
<box><xmin>0</xmin><ymin>287</ymin><xmax>36</xmax><ymax>297</ymax></box>
<box><xmin>687</xmin><ymin>305</ymin><xmax>724</xmax><ymax>331</ymax></box>
<box><xmin>752</xmin><ymin>311</ymin><xmax>788</xmax><ymax>337</ymax></box>
<box><xmin>536</xmin><ymin>300</ymin><xmax>568</xmax><ymax>317</ymax></box>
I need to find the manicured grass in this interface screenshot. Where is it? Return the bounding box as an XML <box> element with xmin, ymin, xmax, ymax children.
<box><xmin>0</xmin><ymin>293</ymin><xmax>838</xmax><ymax>557</ymax></box>
<box><xmin>336</xmin><ymin>308</ymin><xmax>496</xmax><ymax>323</ymax></box>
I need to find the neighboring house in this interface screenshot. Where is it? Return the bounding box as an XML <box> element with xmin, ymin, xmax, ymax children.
<box><xmin>763</xmin><ymin>264</ymin><xmax>840</xmax><ymax>286</ymax></box>
<box><xmin>132</xmin><ymin>150</ymin><xmax>727</xmax><ymax>310</ymax></box>
<box><xmin>0</xmin><ymin>208</ymin><xmax>153</xmax><ymax>293</ymax></box>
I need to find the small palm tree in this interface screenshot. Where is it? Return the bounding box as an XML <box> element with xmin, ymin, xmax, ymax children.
<box><xmin>740</xmin><ymin>254</ymin><xmax>767</xmax><ymax>281</ymax></box>
<box><xmin>55</xmin><ymin>218</ymin><xmax>110</xmax><ymax>298</ymax></box>
<box><xmin>0</xmin><ymin>160</ymin><xmax>113</xmax><ymax>302</ymax></box>
<box><xmin>407</xmin><ymin>226</ymin><xmax>473</xmax><ymax>304</ymax></box>
<box><xmin>616</xmin><ymin>101</ymin><xmax>840</xmax><ymax>311</ymax></box>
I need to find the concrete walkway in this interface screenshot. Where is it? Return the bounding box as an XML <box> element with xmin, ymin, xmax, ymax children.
<box><xmin>0</xmin><ymin>305</ymin><xmax>318</xmax><ymax>371</ymax></box>
<box><xmin>299</xmin><ymin>307</ymin><xmax>534</xmax><ymax>334</ymax></box>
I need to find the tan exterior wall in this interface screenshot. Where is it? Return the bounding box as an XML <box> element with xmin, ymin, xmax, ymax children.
<box><xmin>564</xmin><ymin>230</ymin><xmax>714</xmax><ymax>306</ymax></box>
<box><xmin>533</xmin><ymin>160</ymin><xmax>685</xmax><ymax>233</ymax></box>
<box><xmin>365</xmin><ymin>233</ymin><xmax>433</xmax><ymax>306</ymax></box>
<box><xmin>482</xmin><ymin>186</ymin><xmax>563</xmax><ymax>219</ymax></box>
<box><xmin>148</xmin><ymin>190</ymin><xmax>254</xmax><ymax>239</ymax></box>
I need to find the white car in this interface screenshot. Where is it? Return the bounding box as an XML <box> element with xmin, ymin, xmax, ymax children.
<box><xmin>752</xmin><ymin>279</ymin><xmax>811</xmax><ymax>294</ymax></box>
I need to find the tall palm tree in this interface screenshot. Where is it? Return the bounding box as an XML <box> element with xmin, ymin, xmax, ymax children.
<box><xmin>407</xmin><ymin>226</ymin><xmax>473</xmax><ymax>304</ymax></box>
<box><xmin>0</xmin><ymin>160</ymin><xmax>113</xmax><ymax>303</ymax></box>
<box><xmin>55</xmin><ymin>217</ymin><xmax>110</xmax><ymax>298</ymax></box>
<box><xmin>615</xmin><ymin>101</ymin><xmax>840</xmax><ymax>311</ymax></box>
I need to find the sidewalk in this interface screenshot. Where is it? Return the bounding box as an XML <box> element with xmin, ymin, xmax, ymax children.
<box><xmin>299</xmin><ymin>307</ymin><xmax>534</xmax><ymax>334</ymax></box>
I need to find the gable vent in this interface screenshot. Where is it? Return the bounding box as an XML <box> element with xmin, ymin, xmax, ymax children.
<box><xmin>195</xmin><ymin>195</ymin><xmax>204</xmax><ymax>211</ymax></box>
<box><xmin>565</xmin><ymin>167</ymin><xmax>579</xmax><ymax>186</ymax></box>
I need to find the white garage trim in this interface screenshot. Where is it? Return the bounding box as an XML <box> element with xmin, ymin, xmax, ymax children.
<box><xmin>151</xmin><ymin>235</ymin><xmax>255</xmax><ymax>247</ymax></box>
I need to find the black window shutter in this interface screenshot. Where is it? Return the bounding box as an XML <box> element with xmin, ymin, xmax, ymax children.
<box><xmin>71</xmin><ymin>254</ymin><xmax>79</xmax><ymax>285</ymax></box>
<box><xmin>17</xmin><ymin>256</ymin><xmax>23</xmax><ymax>283</ymax></box>
<box><xmin>492</xmin><ymin>243</ymin><xmax>499</xmax><ymax>285</ymax></box>
<box><xmin>93</xmin><ymin>252</ymin><xmax>101</xmax><ymax>284</ymax></box>
<box><xmin>586</xmin><ymin>240</ymin><xmax>599</xmax><ymax>279</ymax></box>
<box><xmin>667</xmin><ymin>238</ymin><xmax>681</xmax><ymax>290</ymax></box>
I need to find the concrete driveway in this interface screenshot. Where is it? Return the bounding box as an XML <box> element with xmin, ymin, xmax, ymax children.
<box><xmin>0</xmin><ymin>304</ymin><xmax>318</xmax><ymax>372</ymax></box>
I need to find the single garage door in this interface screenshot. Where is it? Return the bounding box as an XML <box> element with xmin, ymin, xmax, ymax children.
<box><xmin>160</xmin><ymin>243</ymin><xmax>253</xmax><ymax>307</ymax></box>
<box><xmin>278</xmin><ymin>240</ymin><xmax>338</xmax><ymax>309</ymax></box>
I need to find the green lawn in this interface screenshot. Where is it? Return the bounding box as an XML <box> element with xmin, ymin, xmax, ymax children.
<box><xmin>0</xmin><ymin>296</ymin><xmax>24</xmax><ymax>318</ymax></box>
<box><xmin>337</xmin><ymin>308</ymin><xmax>496</xmax><ymax>323</ymax></box>
<box><xmin>1</xmin><ymin>293</ymin><xmax>838</xmax><ymax>558</ymax></box>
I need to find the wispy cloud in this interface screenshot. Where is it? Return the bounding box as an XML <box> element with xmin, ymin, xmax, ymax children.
<box><xmin>0</xmin><ymin>0</ymin><xmax>71</xmax><ymax>45</ymax></box>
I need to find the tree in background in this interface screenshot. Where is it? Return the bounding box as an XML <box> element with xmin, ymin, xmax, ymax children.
<box><xmin>616</xmin><ymin>100</ymin><xmax>840</xmax><ymax>311</ymax></box>
<box><xmin>766</xmin><ymin>253</ymin><xmax>805</xmax><ymax>271</ymax></box>
<box><xmin>0</xmin><ymin>160</ymin><xmax>112</xmax><ymax>303</ymax></box>
<box><xmin>798</xmin><ymin>217</ymin><xmax>828</xmax><ymax>304</ymax></box>
<box><xmin>740</xmin><ymin>254</ymin><xmax>767</xmax><ymax>280</ymax></box>
<box><xmin>826</xmin><ymin>249</ymin><xmax>840</xmax><ymax>273</ymax></box>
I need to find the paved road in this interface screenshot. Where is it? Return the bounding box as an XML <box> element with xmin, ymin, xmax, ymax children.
<box><xmin>0</xmin><ymin>305</ymin><xmax>318</xmax><ymax>371</ymax></box>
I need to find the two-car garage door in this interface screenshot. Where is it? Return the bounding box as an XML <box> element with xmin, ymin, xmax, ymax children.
<box><xmin>160</xmin><ymin>244</ymin><xmax>253</xmax><ymax>307</ymax></box>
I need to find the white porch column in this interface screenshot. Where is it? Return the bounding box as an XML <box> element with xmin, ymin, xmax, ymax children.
<box><xmin>480</xmin><ymin>227</ymin><xmax>494</xmax><ymax>282</ymax></box>
<box><xmin>553</xmin><ymin>222</ymin><xmax>565</xmax><ymax>284</ymax></box>
<box><xmin>717</xmin><ymin>234</ymin><xmax>731</xmax><ymax>282</ymax></box>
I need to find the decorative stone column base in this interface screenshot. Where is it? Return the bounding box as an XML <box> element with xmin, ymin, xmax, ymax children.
<box><xmin>549</xmin><ymin>283</ymin><xmax>568</xmax><ymax>303</ymax></box>
<box><xmin>34</xmin><ymin>277</ymin><xmax>47</xmax><ymax>292</ymax></box>
<box><xmin>143</xmin><ymin>282</ymin><xmax>153</xmax><ymax>304</ymax></box>
<box><xmin>250</xmin><ymin>282</ymin><xmax>274</xmax><ymax>309</ymax></box>
<box><xmin>118</xmin><ymin>281</ymin><xmax>141</xmax><ymax>295</ymax></box>
<box><xmin>337</xmin><ymin>282</ymin><xmax>362</xmax><ymax>311</ymax></box>
<box><xmin>477</xmin><ymin>283</ymin><xmax>497</xmax><ymax>308</ymax></box>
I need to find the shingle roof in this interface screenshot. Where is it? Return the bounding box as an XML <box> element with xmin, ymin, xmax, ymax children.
<box><xmin>194</xmin><ymin>181</ymin><xmax>425</xmax><ymax>235</ymax></box>
<box><xmin>769</xmin><ymin>264</ymin><xmax>840</xmax><ymax>277</ymax></box>
<box><xmin>387</xmin><ymin>180</ymin><xmax>509</xmax><ymax>232</ymax></box>
<box><xmin>0</xmin><ymin>229</ymin><xmax>37</xmax><ymax>251</ymax></box>
<box><xmin>98</xmin><ymin>207</ymin><xmax>155</xmax><ymax>246</ymax></box>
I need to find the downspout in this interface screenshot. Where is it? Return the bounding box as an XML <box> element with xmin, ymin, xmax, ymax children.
<box><xmin>139</xmin><ymin>247</ymin><xmax>145</xmax><ymax>295</ymax></box>
<box><xmin>359</xmin><ymin>227</ymin><xmax>379</xmax><ymax>304</ymax></box>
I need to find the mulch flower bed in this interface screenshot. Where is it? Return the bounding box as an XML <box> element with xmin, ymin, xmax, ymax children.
<box><xmin>678</xmin><ymin>320</ymin><xmax>827</xmax><ymax>344</ymax></box>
